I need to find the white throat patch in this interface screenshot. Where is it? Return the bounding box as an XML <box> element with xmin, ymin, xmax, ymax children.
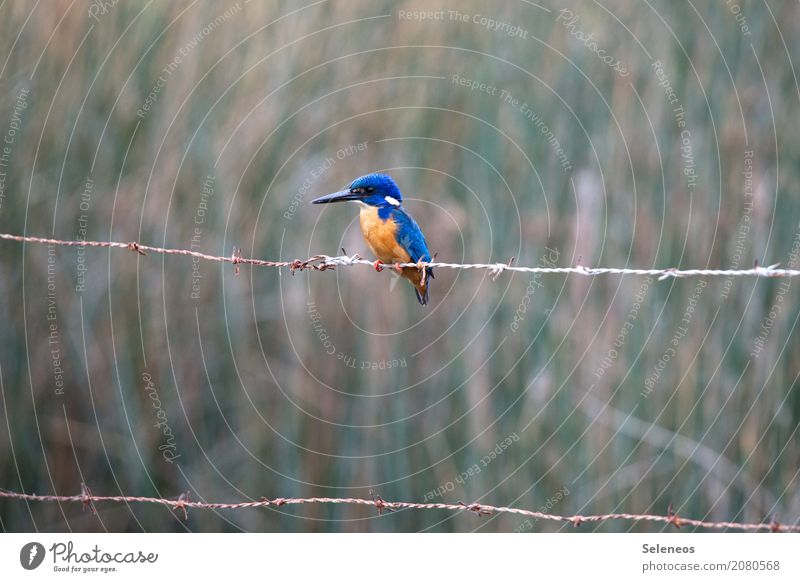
<box><xmin>384</xmin><ymin>196</ymin><xmax>400</xmax><ymax>206</ymax></box>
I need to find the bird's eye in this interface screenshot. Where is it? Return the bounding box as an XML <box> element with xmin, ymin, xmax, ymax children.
<box><xmin>366</xmin><ymin>187</ymin><xmax>374</xmax><ymax>193</ymax></box>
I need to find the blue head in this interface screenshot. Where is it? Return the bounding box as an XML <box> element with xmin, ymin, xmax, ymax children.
<box><xmin>311</xmin><ymin>173</ymin><xmax>403</xmax><ymax>208</ymax></box>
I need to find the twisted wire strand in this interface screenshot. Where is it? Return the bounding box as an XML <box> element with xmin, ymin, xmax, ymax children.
<box><xmin>2</xmin><ymin>232</ymin><xmax>798</xmax><ymax>280</ymax></box>
<box><xmin>0</xmin><ymin>488</ymin><xmax>796</xmax><ymax>532</ymax></box>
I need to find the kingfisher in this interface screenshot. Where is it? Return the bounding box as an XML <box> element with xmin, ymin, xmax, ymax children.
<box><xmin>311</xmin><ymin>173</ymin><xmax>434</xmax><ymax>305</ymax></box>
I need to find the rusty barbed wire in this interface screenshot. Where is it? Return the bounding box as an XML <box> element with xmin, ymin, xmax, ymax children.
<box><xmin>0</xmin><ymin>487</ymin><xmax>797</xmax><ymax>532</ymax></box>
<box><xmin>2</xmin><ymin>232</ymin><xmax>800</xmax><ymax>280</ymax></box>
<box><xmin>3</xmin><ymin>233</ymin><xmax>798</xmax><ymax>531</ymax></box>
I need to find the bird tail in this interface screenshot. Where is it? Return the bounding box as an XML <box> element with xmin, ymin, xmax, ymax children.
<box><xmin>412</xmin><ymin>267</ymin><xmax>433</xmax><ymax>306</ymax></box>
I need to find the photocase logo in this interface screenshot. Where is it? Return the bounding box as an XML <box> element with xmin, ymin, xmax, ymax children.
<box><xmin>19</xmin><ymin>542</ymin><xmax>46</xmax><ymax>570</ymax></box>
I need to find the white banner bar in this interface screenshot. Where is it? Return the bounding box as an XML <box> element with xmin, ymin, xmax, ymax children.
<box><xmin>1</xmin><ymin>533</ymin><xmax>798</xmax><ymax>580</ymax></box>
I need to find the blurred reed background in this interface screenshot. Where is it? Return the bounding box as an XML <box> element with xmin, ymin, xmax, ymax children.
<box><xmin>0</xmin><ymin>0</ymin><xmax>798</xmax><ymax>532</ymax></box>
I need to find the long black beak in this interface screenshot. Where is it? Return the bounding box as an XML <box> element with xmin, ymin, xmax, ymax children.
<box><xmin>311</xmin><ymin>189</ymin><xmax>359</xmax><ymax>204</ymax></box>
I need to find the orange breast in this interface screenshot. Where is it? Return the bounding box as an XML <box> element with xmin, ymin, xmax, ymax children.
<box><xmin>359</xmin><ymin>206</ymin><xmax>429</xmax><ymax>299</ymax></box>
<box><xmin>359</xmin><ymin>206</ymin><xmax>411</xmax><ymax>264</ymax></box>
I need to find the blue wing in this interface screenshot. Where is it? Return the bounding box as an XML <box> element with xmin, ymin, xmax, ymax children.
<box><xmin>393</xmin><ymin>207</ymin><xmax>434</xmax><ymax>306</ymax></box>
<box><xmin>391</xmin><ymin>207</ymin><xmax>432</xmax><ymax>265</ymax></box>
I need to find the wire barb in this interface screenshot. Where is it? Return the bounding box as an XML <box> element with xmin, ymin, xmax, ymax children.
<box><xmin>127</xmin><ymin>242</ymin><xmax>147</xmax><ymax>256</ymax></box>
<box><xmin>459</xmin><ymin>501</ymin><xmax>493</xmax><ymax>517</ymax></box>
<box><xmin>231</xmin><ymin>247</ymin><xmax>242</xmax><ymax>276</ymax></box>
<box><xmin>370</xmin><ymin>489</ymin><xmax>394</xmax><ymax>515</ymax></box>
<box><xmin>80</xmin><ymin>482</ymin><xmax>95</xmax><ymax>514</ymax></box>
<box><xmin>770</xmin><ymin>515</ymin><xmax>781</xmax><ymax>533</ymax></box>
<box><xmin>174</xmin><ymin>491</ymin><xmax>191</xmax><ymax>520</ymax></box>
<box><xmin>667</xmin><ymin>503</ymin><xmax>682</xmax><ymax>529</ymax></box>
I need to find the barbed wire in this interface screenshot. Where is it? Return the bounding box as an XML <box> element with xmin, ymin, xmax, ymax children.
<box><xmin>2</xmin><ymin>234</ymin><xmax>797</xmax><ymax>533</ymax></box>
<box><xmin>0</xmin><ymin>487</ymin><xmax>796</xmax><ymax>531</ymax></box>
<box><xmin>2</xmin><ymin>232</ymin><xmax>799</xmax><ymax>281</ymax></box>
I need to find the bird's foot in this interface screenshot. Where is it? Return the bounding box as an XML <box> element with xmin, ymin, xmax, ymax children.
<box><xmin>393</xmin><ymin>262</ymin><xmax>403</xmax><ymax>273</ymax></box>
<box><xmin>373</xmin><ymin>260</ymin><xmax>384</xmax><ymax>272</ymax></box>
